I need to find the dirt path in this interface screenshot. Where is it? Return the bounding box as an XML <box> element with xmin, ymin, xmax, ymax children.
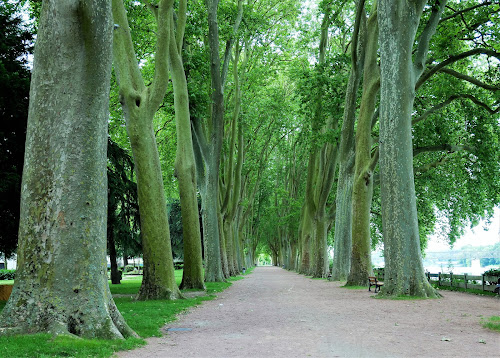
<box><xmin>116</xmin><ymin>266</ymin><xmax>499</xmax><ymax>357</ymax></box>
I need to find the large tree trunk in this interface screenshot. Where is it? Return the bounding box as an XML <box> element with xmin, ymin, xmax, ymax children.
<box><xmin>167</xmin><ymin>2</ymin><xmax>205</xmax><ymax>291</ymax></box>
<box><xmin>331</xmin><ymin>1</ymin><xmax>365</xmax><ymax>282</ymax></box>
<box><xmin>112</xmin><ymin>0</ymin><xmax>181</xmax><ymax>300</ymax></box>
<box><xmin>0</xmin><ymin>0</ymin><xmax>135</xmax><ymax>338</ymax></box>
<box><xmin>346</xmin><ymin>2</ymin><xmax>379</xmax><ymax>287</ymax></box>
<box><xmin>192</xmin><ymin>121</ymin><xmax>224</xmax><ymax>282</ymax></box>
<box><xmin>377</xmin><ymin>0</ymin><xmax>439</xmax><ymax>297</ymax></box>
<box><xmin>312</xmin><ymin>215</ymin><xmax>329</xmax><ymax>278</ymax></box>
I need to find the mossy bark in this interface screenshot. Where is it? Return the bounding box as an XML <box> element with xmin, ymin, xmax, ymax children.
<box><xmin>167</xmin><ymin>3</ymin><xmax>205</xmax><ymax>291</ymax></box>
<box><xmin>112</xmin><ymin>0</ymin><xmax>181</xmax><ymax>300</ymax></box>
<box><xmin>377</xmin><ymin>0</ymin><xmax>443</xmax><ymax>298</ymax></box>
<box><xmin>0</xmin><ymin>0</ymin><xmax>135</xmax><ymax>338</ymax></box>
<box><xmin>331</xmin><ymin>2</ymin><xmax>365</xmax><ymax>282</ymax></box>
<box><xmin>347</xmin><ymin>3</ymin><xmax>379</xmax><ymax>287</ymax></box>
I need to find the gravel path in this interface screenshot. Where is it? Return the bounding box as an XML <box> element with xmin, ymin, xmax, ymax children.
<box><xmin>116</xmin><ymin>266</ymin><xmax>499</xmax><ymax>357</ymax></box>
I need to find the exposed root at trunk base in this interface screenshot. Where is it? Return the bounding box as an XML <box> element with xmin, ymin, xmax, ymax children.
<box><xmin>378</xmin><ymin>281</ymin><xmax>441</xmax><ymax>299</ymax></box>
<box><xmin>0</xmin><ymin>291</ymin><xmax>138</xmax><ymax>339</ymax></box>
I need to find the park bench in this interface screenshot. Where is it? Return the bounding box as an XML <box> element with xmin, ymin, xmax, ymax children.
<box><xmin>368</xmin><ymin>276</ymin><xmax>383</xmax><ymax>293</ymax></box>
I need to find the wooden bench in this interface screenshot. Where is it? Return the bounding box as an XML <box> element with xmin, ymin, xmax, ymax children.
<box><xmin>368</xmin><ymin>276</ymin><xmax>383</xmax><ymax>293</ymax></box>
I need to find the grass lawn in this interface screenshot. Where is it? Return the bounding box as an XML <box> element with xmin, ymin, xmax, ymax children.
<box><xmin>0</xmin><ymin>268</ymin><xmax>251</xmax><ymax>357</ymax></box>
<box><xmin>481</xmin><ymin>315</ymin><xmax>500</xmax><ymax>332</ymax></box>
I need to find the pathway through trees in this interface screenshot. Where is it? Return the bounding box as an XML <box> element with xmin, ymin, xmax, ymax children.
<box><xmin>117</xmin><ymin>266</ymin><xmax>499</xmax><ymax>357</ymax></box>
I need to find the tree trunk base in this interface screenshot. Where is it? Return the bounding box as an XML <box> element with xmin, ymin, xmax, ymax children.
<box><xmin>0</xmin><ymin>292</ymin><xmax>137</xmax><ymax>339</ymax></box>
<box><xmin>378</xmin><ymin>280</ymin><xmax>441</xmax><ymax>298</ymax></box>
<box><xmin>179</xmin><ymin>278</ymin><xmax>206</xmax><ymax>291</ymax></box>
<box><xmin>137</xmin><ymin>287</ymin><xmax>183</xmax><ymax>301</ymax></box>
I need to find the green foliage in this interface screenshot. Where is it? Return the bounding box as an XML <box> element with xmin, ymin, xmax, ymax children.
<box><xmin>107</xmin><ymin>139</ymin><xmax>141</xmax><ymax>260</ymax></box>
<box><xmin>0</xmin><ymin>2</ymin><xmax>33</xmax><ymax>258</ymax></box>
<box><xmin>483</xmin><ymin>268</ymin><xmax>500</xmax><ymax>276</ymax></box>
<box><xmin>0</xmin><ymin>269</ymin><xmax>15</xmax><ymax>280</ymax></box>
<box><xmin>410</xmin><ymin>0</ymin><xmax>500</xmax><ymax>247</ymax></box>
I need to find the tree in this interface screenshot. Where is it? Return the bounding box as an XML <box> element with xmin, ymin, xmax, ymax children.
<box><xmin>331</xmin><ymin>0</ymin><xmax>371</xmax><ymax>282</ymax></box>
<box><xmin>0</xmin><ymin>2</ymin><xmax>32</xmax><ymax>260</ymax></box>
<box><xmin>0</xmin><ymin>0</ymin><xmax>136</xmax><ymax>338</ymax></box>
<box><xmin>165</xmin><ymin>0</ymin><xmax>205</xmax><ymax>290</ymax></box>
<box><xmin>377</xmin><ymin>0</ymin><xmax>445</xmax><ymax>297</ymax></box>
<box><xmin>192</xmin><ymin>0</ymin><xmax>243</xmax><ymax>282</ymax></box>
<box><xmin>346</xmin><ymin>0</ymin><xmax>379</xmax><ymax>286</ymax></box>
<box><xmin>112</xmin><ymin>0</ymin><xmax>181</xmax><ymax>300</ymax></box>
<box><xmin>107</xmin><ymin>138</ymin><xmax>141</xmax><ymax>284</ymax></box>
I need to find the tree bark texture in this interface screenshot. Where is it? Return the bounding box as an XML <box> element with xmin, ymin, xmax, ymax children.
<box><xmin>167</xmin><ymin>2</ymin><xmax>205</xmax><ymax>290</ymax></box>
<box><xmin>331</xmin><ymin>0</ymin><xmax>366</xmax><ymax>281</ymax></box>
<box><xmin>112</xmin><ymin>0</ymin><xmax>181</xmax><ymax>300</ymax></box>
<box><xmin>377</xmin><ymin>0</ymin><xmax>438</xmax><ymax>297</ymax></box>
<box><xmin>0</xmin><ymin>0</ymin><xmax>135</xmax><ymax>338</ymax></box>
<box><xmin>347</xmin><ymin>2</ymin><xmax>379</xmax><ymax>287</ymax></box>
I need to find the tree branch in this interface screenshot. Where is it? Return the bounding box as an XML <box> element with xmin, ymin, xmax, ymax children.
<box><xmin>176</xmin><ymin>0</ymin><xmax>187</xmax><ymax>52</ymax></box>
<box><xmin>147</xmin><ymin>0</ymin><xmax>175</xmax><ymax>112</ymax></box>
<box><xmin>413</xmin><ymin>94</ymin><xmax>499</xmax><ymax>127</ymax></box>
<box><xmin>440</xmin><ymin>1</ymin><xmax>495</xmax><ymax>23</ymax></box>
<box><xmin>414</xmin><ymin>156</ymin><xmax>449</xmax><ymax>175</ymax></box>
<box><xmin>112</xmin><ymin>0</ymin><xmax>146</xmax><ymax>97</ymax></box>
<box><xmin>413</xmin><ymin>0</ymin><xmax>448</xmax><ymax>81</ymax></box>
<box><xmin>416</xmin><ymin>48</ymin><xmax>500</xmax><ymax>90</ymax></box>
<box><xmin>413</xmin><ymin>144</ymin><xmax>475</xmax><ymax>157</ymax></box>
<box><xmin>439</xmin><ymin>68</ymin><xmax>500</xmax><ymax>91</ymax></box>
<box><xmin>221</xmin><ymin>0</ymin><xmax>244</xmax><ymax>88</ymax></box>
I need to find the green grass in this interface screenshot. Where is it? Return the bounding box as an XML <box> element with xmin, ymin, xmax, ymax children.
<box><xmin>430</xmin><ymin>283</ymin><xmax>499</xmax><ymax>297</ymax></box>
<box><xmin>341</xmin><ymin>284</ymin><xmax>367</xmax><ymax>290</ymax></box>
<box><xmin>481</xmin><ymin>316</ymin><xmax>500</xmax><ymax>332</ymax></box>
<box><xmin>0</xmin><ymin>334</ymin><xmax>144</xmax><ymax>358</ymax></box>
<box><xmin>0</xmin><ymin>269</ymin><xmax>251</xmax><ymax>357</ymax></box>
<box><xmin>0</xmin><ymin>280</ymin><xmax>14</xmax><ymax>285</ymax></box>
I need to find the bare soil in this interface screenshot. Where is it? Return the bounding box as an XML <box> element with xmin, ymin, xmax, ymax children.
<box><xmin>116</xmin><ymin>266</ymin><xmax>499</xmax><ymax>357</ymax></box>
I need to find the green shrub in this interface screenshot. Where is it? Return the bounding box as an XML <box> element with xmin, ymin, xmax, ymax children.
<box><xmin>483</xmin><ymin>268</ymin><xmax>500</xmax><ymax>276</ymax></box>
<box><xmin>0</xmin><ymin>269</ymin><xmax>15</xmax><ymax>280</ymax></box>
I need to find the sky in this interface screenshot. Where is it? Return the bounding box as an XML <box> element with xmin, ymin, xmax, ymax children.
<box><xmin>426</xmin><ymin>207</ymin><xmax>500</xmax><ymax>252</ymax></box>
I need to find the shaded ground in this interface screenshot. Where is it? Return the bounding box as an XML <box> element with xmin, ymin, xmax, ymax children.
<box><xmin>116</xmin><ymin>266</ymin><xmax>499</xmax><ymax>357</ymax></box>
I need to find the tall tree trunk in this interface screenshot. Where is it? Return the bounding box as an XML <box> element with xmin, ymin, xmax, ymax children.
<box><xmin>332</xmin><ymin>0</ymin><xmax>366</xmax><ymax>282</ymax></box>
<box><xmin>347</xmin><ymin>2</ymin><xmax>379</xmax><ymax>287</ymax></box>
<box><xmin>167</xmin><ymin>2</ymin><xmax>205</xmax><ymax>290</ymax></box>
<box><xmin>378</xmin><ymin>0</ymin><xmax>442</xmax><ymax>297</ymax></box>
<box><xmin>0</xmin><ymin>0</ymin><xmax>135</xmax><ymax>338</ymax></box>
<box><xmin>112</xmin><ymin>0</ymin><xmax>181</xmax><ymax>300</ymax></box>
<box><xmin>299</xmin><ymin>204</ymin><xmax>315</xmax><ymax>275</ymax></box>
<box><xmin>192</xmin><ymin>122</ymin><xmax>224</xmax><ymax>282</ymax></box>
<box><xmin>196</xmin><ymin>0</ymin><xmax>243</xmax><ymax>282</ymax></box>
